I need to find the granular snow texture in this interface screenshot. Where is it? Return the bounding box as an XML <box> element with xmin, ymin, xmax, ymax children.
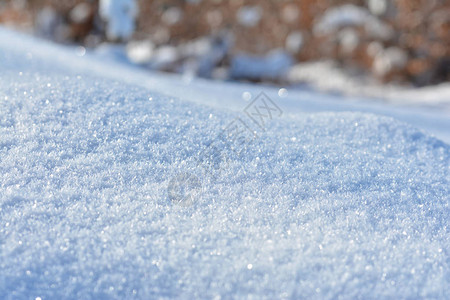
<box><xmin>0</xmin><ymin>28</ymin><xmax>449</xmax><ymax>299</ymax></box>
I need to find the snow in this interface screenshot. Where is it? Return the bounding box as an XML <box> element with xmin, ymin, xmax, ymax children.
<box><xmin>161</xmin><ymin>7</ymin><xmax>183</xmax><ymax>26</ymax></box>
<box><xmin>372</xmin><ymin>47</ymin><xmax>408</xmax><ymax>77</ymax></box>
<box><xmin>286</xmin><ymin>60</ymin><xmax>450</xmax><ymax>113</ymax></box>
<box><xmin>314</xmin><ymin>5</ymin><xmax>369</xmax><ymax>33</ymax></box>
<box><xmin>230</xmin><ymin>50</ymin><xmax>294</xmax><ymax>81</ymax></box>
<box><xmin>314</xmin><ymin>4</ymin><xmax>393</xmax><ymax>40</ymax></box>
<box><xmin>99</xmin><ymin>0</ymin><xmax>138</xmax><ymax>41</ymax></box>
<box><xmin>236</xmin><ymin>6</ymin><xmax>262</xmax><ymax>27</ymax></box>
<box><xmin>125</xmin><ymin>35</ymin><xmax>230</xmax><ymax>78</ymax></box>
<box><xmin>285</xmin><ymin>31</ymin><xmax>304</xmax><ymax>54</ymax></box>
<box><xmin>0</xmin><ymin>27</ymin><xmax>449</xmax><ymax>299</ymax></box>
<box><xmin>69</xmin><ymin>3</ymin><xmax>92</xmax><ymax>24</ymax></box>
<box><xmin>367</xmin><ymin>0</ymin><xmax>388</xmax><ymax>16</ymax></box>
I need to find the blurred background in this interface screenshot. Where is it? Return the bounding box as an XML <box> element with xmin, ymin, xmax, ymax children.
<box><xmin>1</xmin><ymin>0</ymin><xmax>449</xmax><ymax>87</ymax></box>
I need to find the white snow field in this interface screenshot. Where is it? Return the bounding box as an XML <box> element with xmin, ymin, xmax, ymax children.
<box><xmin>0</xmin><ymin>28</ymin><xmax>449</xmax><ymax>299</ymax></box>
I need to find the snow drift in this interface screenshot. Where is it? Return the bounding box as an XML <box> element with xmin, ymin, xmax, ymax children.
<box><xmin>0</xmin><ymin>28</ymin><xmax>448</xmax><ymax>299</ymax></box>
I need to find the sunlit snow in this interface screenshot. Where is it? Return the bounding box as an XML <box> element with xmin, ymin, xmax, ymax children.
<box><xmin>0</xmin><ymin>28</ymin><xmax>448</xmax><ymax>299</ymax></box>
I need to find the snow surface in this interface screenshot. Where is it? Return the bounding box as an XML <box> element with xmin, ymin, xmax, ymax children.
<box><xmin>0</xmin><ymin>28</ymin><xmax>449</xmax><ymax>299</ymax></box>
<box><xmin>287</xmin><ymin>60</ymin><xmax>450</xmax><ymax>115</ymax></box>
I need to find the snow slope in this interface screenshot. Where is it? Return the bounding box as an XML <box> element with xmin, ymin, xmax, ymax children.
<box><xmin>0</xmin><ymin>28</ymin><xmax>449</xmax><ymax>299</ymax></box>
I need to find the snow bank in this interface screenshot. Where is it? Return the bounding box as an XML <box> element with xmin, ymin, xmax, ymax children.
<box><xmin>0</xmin><ymin>28</ymin><xmax>449</xmax><ymax>299</ymax></box>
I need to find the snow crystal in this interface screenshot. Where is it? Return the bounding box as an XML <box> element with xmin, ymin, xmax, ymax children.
<box><xmin>0</xmin><ymin>27</ymin><xmax>448</xmax><ymax>299</ymax></box>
